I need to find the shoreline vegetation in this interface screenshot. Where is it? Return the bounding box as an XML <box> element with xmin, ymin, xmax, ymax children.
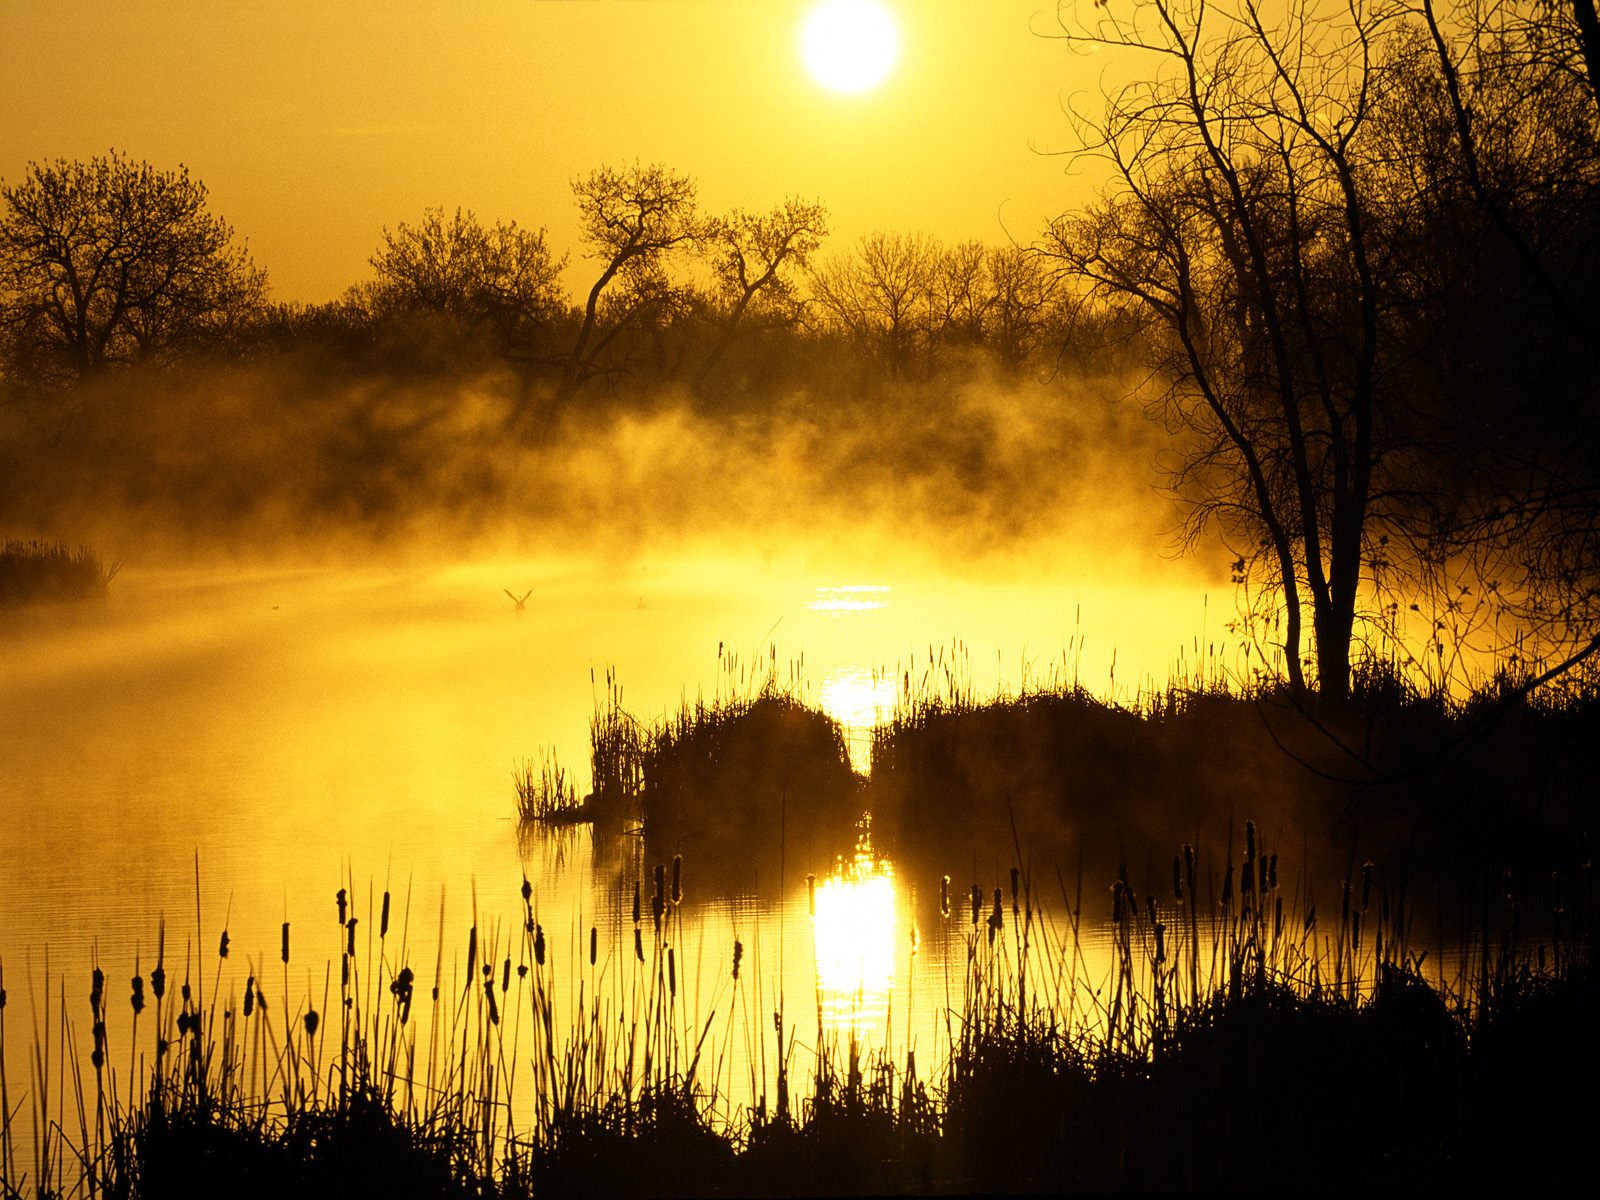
<box><xmin>0</xmin><ymin>540</ymin><xmax>118</xmax><ymax>608</ymax></box>
<box><xmin>523</xmin><ymin>650</ymin><xmax>1596</xmax><ymax>899</ymax></box>
<box><xmin>0</xmin><ymin>835</ymin><xmax>1590</xmax><ymax>1197</ymax></box>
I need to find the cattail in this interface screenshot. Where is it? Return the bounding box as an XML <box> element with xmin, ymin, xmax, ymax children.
<box><xmin>342</xmin><ymin>956</ymin><xmax>350</xmax><ymax>989</ymax></box>
<box><xmin>218</xmin><ymin>930</ymin><xmax>230</xmax><ymax>959</ymax></box>
<box><xmin>466</xmin><ymin>925</ymin><xmax>478</xmax><ymax>985</ymax></box>
<box><xmin>634</xmin><ymin>928</ymin><xmax>644</xmax><ymax>963</ymax></box>
<box><xmin>807</xmin><ymin>874</ymin><xmax>816</xmax><ymax>918</ymax></box>
<box><xmin>534</xmin><ymin>925</ymin><xmax>546</xmax><ymax>967</ymax></box>
<box><xmin>1172</xmin><ymin>855</ymin><xmax>1184</xmax><ymax>901</ymax></box>
<box><xmin>1275</xmin><ymin>897</ymin><xmax>1283</xmax><ymax>939</ymax></box>
<box><xmin>671</xmin><ymin>855</ymin><xmax>682</xmax><ymax>905</ymax></box>
<box><xmin>1183</xmin><ymin>843</ymin><xmax>1197</xmax><ymax>899</ymax></box>
<box><xmin>654</xmin><ymin>863</ymin><xmax>666</xmax><ymax>908</ymax></box>
<box><xmin>910</xmin><ymin>927</ymin><xmax>920</xmax><ymax>956</ymax></box>
<box><xmin>380</xmin><ymin>892</ymin><xmax>391</xmax><ymax>939</ymax></box>
<box><xmin>939</xmin><ymin>874</ymin><xmax>950</xmax><ymax>918</ymax></box>
<box><xmin>1154</xmin><ymin>921</ymin><xmax>1167</xmax><ymax>964</ymax></box>
<box><xmin>1147</xmin><ymin>895</ymin><xmax>1159</xmax><ymax>927</ymax></box>
<box><xmin>130</xmin><ymin>974</ymin><xmax>145</xmax><ymax>1015</ymax></box>
<box><xmin>668</xmin><ymin>947</ymin><xmax>677</xmax><ymax>998</ymax></box>
<box><xmin>484</xmin><ymin>980</ymin><xmax>499</xmax><ymax>1025</ymax></box>
<box><xmin>590</xmin><ymin>926</ymin><xmax>598</xmax><ymax>967</ymax></box>
<box><xmin>336</xmin><ymin>888</ymin><xmax>347</xmax><ymax>925</ymax></box>
<box><xmin>521</xmin><ymin>877</ymin><xmax>533</xmax><ymax>905</ymax></box>
<box><xmin>151</xmin><ymin>964</ymin><xmax>166</xmax><ymax>1001</ymax></box>
<box><xmin>502</xmin><ymin>957</ymin><xmax>511</xmax><ymax>992</ymax></box>
<box><xmin>243</xmin><ymin>976</ymin><xmax>255</xmax><ymax>1017</ymax></box>
<box><xmin>281</xmin><ymin>922</ymin><xmax>290</xmax><ymax>965</ymax></box>
<box><xmin>732</xmin><ymin>939</ymin><xmax>743</xmax><ymax>981</ymax></box>
<box><xmin>90</xmin><ymin>967</ymin><xmax>104</xmax><ymax>1013</ymax></box>
<box><xmin>1009</xmin><ymin>866</ymin><xmax>1020</xmax><ymax>913</ymax></box>
<box><xmin>181</xmin><ymin>980</ymin><xmax>191</xmax><ymax>1004</ymax></box>
<box><xmin>970</xmin><ymin>884</ymin><xmax>982</xmax><ymax>927</ymax></box>
<box><xmin>346</xmin><ymin>918</ymin><xmax>358</xmax><ymax>959</ymax></box>
<box><xmin>517</xmin><ymin>963</ymin><xmax>528</xmax><ymax>980</ymax></box>
<box><xmin>305</xmin><ymin>1009</ymin><xmax>319</xmax><ymax>1037</ymax></box>
<box><xmin>632</xmin><ymin>881</ymin><xmax>642</xmax><ymax>926</ymax></box>
<box><xmin>1241</xmin><ymin>858</ymin><xmax>1254</xmax><ymax>896</ymax></box>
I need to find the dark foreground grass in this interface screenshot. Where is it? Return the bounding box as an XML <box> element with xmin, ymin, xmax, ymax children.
<box><xmin>0</xmin><ymin>540</ymin><xmax>118</xmax><ymax>607</ymax></box>
<box><xmin>1</xmin><ymin>838</ymin><xmax>1592</xmax><ymax>1197</ymax></box>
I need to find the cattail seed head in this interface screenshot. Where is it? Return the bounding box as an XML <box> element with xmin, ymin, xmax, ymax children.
<box><xmin>380</xmin><ymin>892</ymin><xmax>391</xmax><ymax>939</ymax></box>
<box><xmin>534</xmin><ymin>925</ymin><xmax>546</xmax><ymax>967</ymax></box>
<box><xmin>346</xmin><ymin>918</ymin><xmax>358</xmax><ymax>959</ymax></box>
<box><xmin>281</xmin><ymin>922</ymin><xmax>290</xmax><ymax>965</ymax></box>
<box><xmin>590</xmin><ymin>926</ymin><xmax>598</xmax><ymax>966</ymax></box>
<box><xmin>502</xmin><ymin>957</ymin><xmax>511</xmax><ymax>992</ymax></box>
<box><xmin>520</xmin><ymin>877</ymin><xmax>532</xmax><ymax>904</ymax></box>
<box><xmin>130</xmin><ymin>975</ymin><xmax>144</xmax><ymax>1015</ymax></box>
<box><xmin>940</xmin><ymin>874</ymin><xmax>950</xmax><ymax>919</ymax></box>
<box><xmin>151</xmin><ymin>965</ymin><xmax>165</xmax><ymax>1001</ymax></box>
<box><xmin>671</xmin><ymin>855</ymin><xmax>682</xmax><ymax>905</ymax></box>
<box><xmin>807</xmin><ymin>874</ymin><xmax>816</xmax><ymax>918</ymax></box>
<box><xmin>218</xmin><ymin>931</ymin><xmax>230</xmax><ymax>960</ymax></box>
<box><xmin>634</xmin><ymin>928</ymin><xmax>644</xmax><ymax>963</ymax></box>
<box><xmin>732</xmin><ymin>939</ymin><xmax>743</xmax><ymax>981</ymax></box>
<box><xmin>304</xmin><ymin>1009</ymin><xmax>319</xmax><ymax>1037</ymax></box>
<box><xmin>243</xmin><ymin>977</ymin><xmax>255</xmax><ymax>1017</ymax></box>
<box><xmin>633</xmin><ymin>881</ymin><xmax>641</xmax><ymax>926</ymax></box>
<box><xmin>336</xmin><ymin>888</ymin><xmax>347</xmax><ymax>925</ymax></box>
<box><xmin>1172</xmin><ymin>855</ymin><xmax>1184</xmax><ymax>901</ymax></box>
<box><xmin>467</xmin><ymin>925</ymin><xmax>478</xmax><ymax>984</ymax></box>
<box><xmin>668</xmin><ymin>947</ymin><xmax>677</xmax><ymax>998</ymax></box>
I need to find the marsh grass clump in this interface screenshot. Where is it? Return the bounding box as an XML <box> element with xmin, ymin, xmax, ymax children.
<box><xmin>0</xmin><ymin>539</ymin><xmax>119</xmax><ymax>607</ymax></box>
<box><xmin>641</xmin><ymin>691</ymin><xmax>861</xmax><ymax>870</ymax></box>
<box><xmin>513</xmin><ymin>749</ymin><xmax>584</xmax><ymax>825</ymax></box>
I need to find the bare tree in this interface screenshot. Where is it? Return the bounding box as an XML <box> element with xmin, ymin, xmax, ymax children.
<box><xmin>810</xmin><ymin>230</ymin><xmax>937</xmax><ymax>378</ymax></box>
<box><xmin>0</xmin><ymin>151</ymin><xmax>266</xmax><ymax>390</ymax></box>
<box><xmin>693</xmin><ymin>198</ymin><xmax>828</xmax><ymax>388</ymax></box>
<box><xmin>558</xmin><ymin>163</ymin><xmax>699</xmax><ymax>402</ymax></box>
<box><xmin>1044</xmin><ymin>0</ymin><xmax>1400</xmax><ymax>699</ymax></box>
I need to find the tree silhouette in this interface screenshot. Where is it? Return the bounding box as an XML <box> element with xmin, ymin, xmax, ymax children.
<box><xmin>0</xmin><ymin>151</ymin><xmax>265</xmax><ymax>390</ymax></box>
<box><xmin>558</xmin><ymin>163</ymin><xmax>699</xmax><ymax>404</ymax></box>
<box><xmin>1045</xmin><ymin>0</ymin><xmax>1411</xmax><ymax>700</ymax></box>
<box><xmin>360</xmin><ymin>206</ymin><xmax>565</xmax><ymax>358</ymax></box>
<box><xmin>693</xmin><ymin>198</ymin><xmax>828</xmax><ymax>389</ymax></box>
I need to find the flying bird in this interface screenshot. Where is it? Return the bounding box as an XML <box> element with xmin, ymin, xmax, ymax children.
<box><xmin>504</xmin><ymin>588</ymin><xmax>532</xmax><ymax>615</ymax></box>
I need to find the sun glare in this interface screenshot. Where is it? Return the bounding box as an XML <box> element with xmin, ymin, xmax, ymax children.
<box><xmin>800</xmin><ymin>0</ymin><xmax>902</xmax><ymax>95</ymax></box>
<box><xmin>811</xmin><ymin>817</ymin><xmax>898</xmax><ymax>1035</ymax></box>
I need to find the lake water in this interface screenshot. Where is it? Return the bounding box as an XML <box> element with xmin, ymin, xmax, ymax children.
<box><xmin>1</xmin><ymin>551</ymin><xmax>1223</xmax><ymax>1123</ymax></box>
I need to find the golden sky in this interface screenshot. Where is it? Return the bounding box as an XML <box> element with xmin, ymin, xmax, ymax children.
<box><xmin>0</xmin><ymin>1</ymin><xmax>1093</xmax><ymax>303</ymax></box>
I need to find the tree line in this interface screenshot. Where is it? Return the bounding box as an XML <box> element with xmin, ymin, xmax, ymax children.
<box><xmin>0</xmin><ymin>155</ymin><xmax>1087</xmax><ymax>425</ymax></box>
<box><xmin>2</xmin><ymin>0</ymin><xmax>1597</xmax><ymax>704</ymax></box>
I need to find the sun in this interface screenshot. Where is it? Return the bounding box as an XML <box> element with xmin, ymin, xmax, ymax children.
<box><xmin>800</xmin><ymin>0</ymin><xmax>902</xmax><ymax>95</ymax></box>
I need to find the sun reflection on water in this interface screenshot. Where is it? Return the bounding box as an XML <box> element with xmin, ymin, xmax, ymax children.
<box><xmin>808</xmin><ymin>584</ymin><xmax>890</xmax><ymax>612</ymax></box>
<box><xmin>811</xmin><ymin>816</ymin><xmax>897</xmax><ymax>1040</ymax></box>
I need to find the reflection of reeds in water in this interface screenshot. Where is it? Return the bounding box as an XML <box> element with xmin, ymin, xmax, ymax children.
<box><xmin>0</xmin><ymin>839</ymin><xmax>1593</xmax><ymax>1195</ymax></box>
